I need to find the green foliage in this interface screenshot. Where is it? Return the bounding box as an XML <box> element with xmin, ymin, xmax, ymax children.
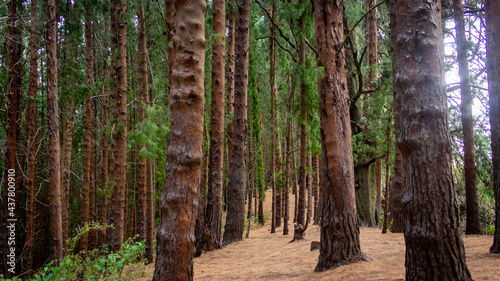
<box><xmin>26</xmin><ymin>229</ymin><xmax>147</xmax><ymax>281</ymax></box>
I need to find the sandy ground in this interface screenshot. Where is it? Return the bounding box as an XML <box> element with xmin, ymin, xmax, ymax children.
<box><xmin>135</xmin><ymin>191</ymin><xmax>500</xmax><ymax>280</ymax></box>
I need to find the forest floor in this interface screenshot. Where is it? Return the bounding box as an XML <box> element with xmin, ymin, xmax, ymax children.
<box><xmin>136</xmin><ymin>191</ymin><xmax>500</xmax><ymax>280</ymax></box>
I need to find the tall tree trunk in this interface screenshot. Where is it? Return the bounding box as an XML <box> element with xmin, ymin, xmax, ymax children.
<box><xmin>269</xmin><ymin>1</ymin><xmax>277</xmax><ymax>234</ymax></box>
<box><xmin>453</xmin><ymin>0</ymin><xmax>480</xmax><ymax>235</ymax></box>
<box><xmin>1</xmin><ymin>0</ymin><xmax>22</xmax><ymax>275</ymax></box>
<box><xmin>298</xmin><ymin>0</ymin><xmax>307</xmax><ymax>228</ymax></box>
<box><xmin>108</xmin><ymin>0</ymin><xmax>128</xmax><ymax>252</ymax></box>
<box><xmin>225</xmin><ymin>0</ymin><xmax>236</xmax><ymax>211</ymax></box>
<box><xmin>80</xmin><ymin>8</ymin><xmax>93</xmax><ymax>253</ymax></box>
<box><xmin>223</xmin><ymin>0</ymin><xmax>250</xmax><ymax>245</ymax></box>
<box><xmin>46</xmin><ymin>0</ymin><xmax>64</xmax><ymax>264</ymax></box>
<box><xmin>99</xmin><ymin>19</ymin><xmax>110</xmax><ymax>245</ymax></box>
<box><xmin>204</xmin><ymin>0</ymin><xmax>226</xmax><ymax>251</ymax></box>
<box><xmin>23</xmin><ymin>0</ymin><xmax>39</xmax><ymax>272</ymax></box>
<box><xmin>394</xmin><ymin>0</ymin><xmax>472</xmax><ymax>279</ymax></box>
<box><xmin>137</xmin><ymin>0</ymin><xmax>149</xmax><ymax>248</ymax></box>
<box><xmin>388</xmin><ymin>0</ymin><xmax>404</xmax><ymax>233</ymax></box>
<box><xmin>313</xmin><ymin>0</ymin><xmax>367</xmax><ymax>271</ymax></box>
<box><xmin>152</xmin><ymin>0</ymin><xmax>206</xmax><ymax>279</ymax></box>
<box><xmin>487</xmin><ymin>0</ymin><xmax>500</xmax><ymax>253</ymax></box>
<box><xmin>145</xmin><ymin>47</ymin><xmax>155</xmax><ymax>263</ymax></box>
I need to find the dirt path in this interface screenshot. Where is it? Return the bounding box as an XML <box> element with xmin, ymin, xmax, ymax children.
<box><xmin>137</xmin><ymin>191</ymin><xmax>500</xmax><ymax>280</ymax></box>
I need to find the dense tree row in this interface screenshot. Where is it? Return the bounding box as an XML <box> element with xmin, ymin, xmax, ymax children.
<box><xmin>0</xmin><ymin>0</ymin><xmax>498</xmax><ymax>279</ymax></box>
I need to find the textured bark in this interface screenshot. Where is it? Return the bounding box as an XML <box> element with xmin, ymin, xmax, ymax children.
<box><xmin>388</xmin><ymin>0</ymin><xmax>404</xmax><ymax>233</ymax></box>
<box><xmin>46</xmin><ymin>0</ymin><xmax>64</xmax><ymax>264</ymax></box>
<box><xmin>0</xmin><ymin>0</ymin><xmax>22</xmax><ymax>275</ymax></box>
<box><xmin>108</xmin><ymin>0</ymin><xmax>128</xmax><ymax>252</ymax></box>
<box><xmin>137</xmin><ymin>0</ymin><xmax>149</xmax><ymax>248</ymax></box>
<box><xmin>298</xmin><ymin>0</ymin><xmax>307</xmax><ymax>228</ymax></box>
<box><xmin>394</xmin><ymin>0</ymin><xmax>472</xmax><ymax>279</ymax></box>
<box><xmin>22</xmin><ymin>0</ymin><xmax>39</xmax><ymax>272</ymax></box>
<box><xmin>226</xmin><ymin>0</ymin><xmax>236</xmax><ymax>198</ymax></box>
<box><xmin>452</xmin><ymin>0</ymin><xmax>480</xmax><ymax>235</ymax></box>
<box><xmin>61</xmin><ymin>0</ymin><xmax>77</xmax><ymax>249</ymax></box>
<box><xmin>204</xmin><ymin>0</ymin><xmax>226</xmax><ymax>251</ymax></box>
<box><xmin>283</xmin><ymin>124</ymin><xmax>291</xmax><ymax>235</ymax></box>
<box><xmin>487</xmin><ymin>0</ymin><xmax>500</xmax><ymax>253</ymax></box>
<box><xmin>152</xmin><ymin>0</ymin><xmax>206</xmax><ymax>279</ymax></box>
<box><xmin>269</xmin><ymin>2</ymin><xmax>277</xmax><ymax>234</ymax></box>
<box><xmin>313</xmin><ymin>0</ymin><xmax>366</xmax><ymax>272</ymax></box>
<box><xmin>80</xmin><ymin>10</ymin><xmax>93</xmax><ymax>253</ymax></box>
<box><xmin>223</xmin><ymin>0</ymin><xmax>250</xmax><ymax>245</ymax></box>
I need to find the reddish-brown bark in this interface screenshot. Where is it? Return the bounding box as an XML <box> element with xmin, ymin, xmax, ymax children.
<box><xmin>0</xmin><ymin>0</ymin><xmax>22</xmax><ymax>275</ymax></box>
<box><xmin>99</xmin><ymin>19</ymin><xmax>110</xmax><ymax>245</ymax></box>
<box><xmin>46</xmin><ymin>0</ymin><xmax>64</xmax><ymax>264</ymax></box>
<box><xmin>204</xmin><ymin>0</ymin><xmax>226</xmax><ymax>251</ymax></box>
<box><xmin>226</xmin><ymin>0</ymin><xmax>236</xmax><ymax>196</ymax></box>
<box><xmin>137</xmin><ymin>0</ymin><xmax>149</xmax><ymax>249</ymax></box>
<box><xmin>223</xmin><ymin>0</ymin><xmax>250</xmax><ymax>245</ymax></box>
<box><xmin>22</xmin><ymin>0</ymin><xmax>39</xmax><ymax>272</ymax></box>
<box><xmin>298</xmin><ymin>0</ymin><xmax>307</xmax><ymax>228</ymax></box>
<box><xmin>487</xmin><ymin>0</ymin><xmax>500</xmax><ymax>253</ymax></box>
<box><xmin>152</xmin><ymin>0</ymin><xmax>206</xmax><ymax>279</ymax></box>
<box><xmin>80</xmin><ymin>9</ymin><xmax>93</xmax><ymax>253</ymax></box>
<box><xmin>313</xmin><ymin>0</ymin><xmax>367</xmax><ymax>271</ymax></box>
<box><xmin>108</xmin><ymin>0</ymin><xmax>129</xmax><ymax>252</ymax></box>
<box><xmin>394</xmin><ymin>0</ymin><xmax>472</xmax><ymax>279</ymax></box>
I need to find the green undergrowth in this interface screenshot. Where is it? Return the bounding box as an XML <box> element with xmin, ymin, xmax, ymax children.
<box><xmin>6</xmin><ymin>222</ymin><xmax>149</xmax><ymax>281</ymax></box>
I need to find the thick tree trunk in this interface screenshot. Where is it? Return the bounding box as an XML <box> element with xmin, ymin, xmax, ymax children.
<box><xmin>108</xmin><ymin>0</ymin><xmax>129</xmax><ymax>252</ymax></box>
<box><xmin>46</xmin><ymin>0</ymin><xmax>64</xmax><ymax>265</ymax></box>
<box><xmin>80</xmin><ymin>10</ymin><xmax>93</xmax><ymax>253</ymax></box>
<box><xmin>204</xmin><ymin>0</ymin><xmax>226</xmax><ymax>251</ymax></box>
<box><xmin>137</xmin><ymin>0</ymin><xmax>149</xmax><ymax>249</ymax></box>
<box><xmin>452</xmin><ymin>0</ymin><xmax>480</xmax><ymax>235</ymax></box>
<box><xmin>152</xmin><ymin>0</ymin><xmax>206</xmax><ymax>279</ymax></box>
<box><xmin>23</xmin><ymin>0</ymin><xmax>39</xmax><ymax>272</ymax></box>
<box><xmin>1</xmin><ymin>0</ymin><xmax>22</xmax><ymax>275</ymax></box>
<box><xmin>487</xmin><ymin>0</ymin><xmax>500</xmax><ymax>253</ymax></box>
<box><xmin>223</xmin><ymin>0</ymin><xmax>250</xmax><ymax>245</ymax></box>
<box><xmin>394</xmin><ymin>0</ymin><xmax>472</xmax><ymax>279</ymax></box>
<box><xmin>313</xmin><ymin>0</ymin><xmax>367</xmax><ymax>271</ymax></box>
<box><xmin>225</xmin><ymin>0</ymin><xmax>236</xmax><ymax>211</ymax></box>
